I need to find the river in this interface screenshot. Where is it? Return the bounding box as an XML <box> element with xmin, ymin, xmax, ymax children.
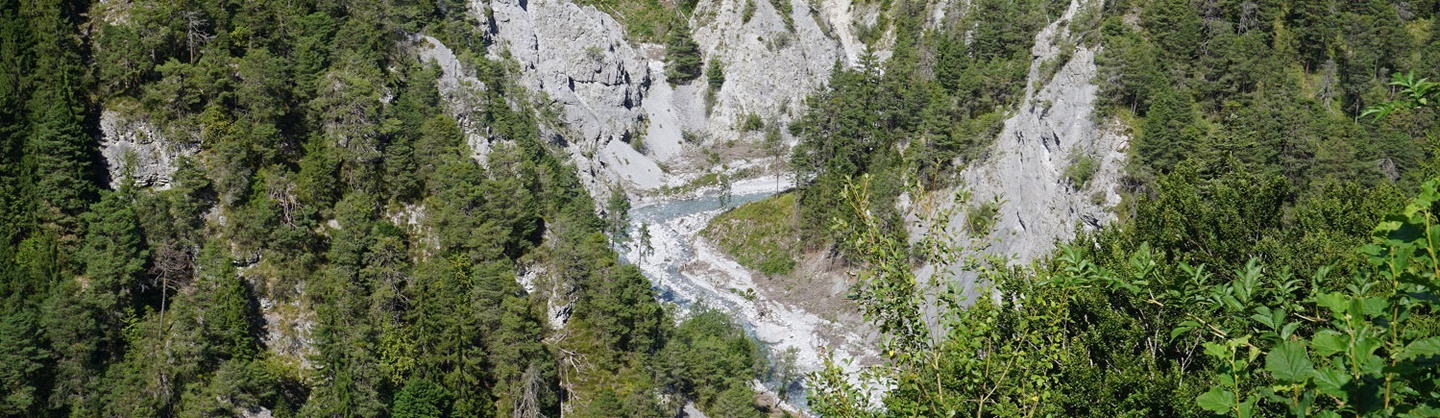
<box><xmin>616</xmin><ymin>179</ymin><xmax>880</xmax><ymax>414</ymax></box>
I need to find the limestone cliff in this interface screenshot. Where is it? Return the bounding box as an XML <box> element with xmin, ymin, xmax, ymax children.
<box><xmin>98</xmin><ymin>110</ymin><xmax>196</xmax><ymax>191</ymax></box>
<box><xmin>916</xmin><ymin>0</ymin><xmax>1128</xmax><ymax>296</ymax></box>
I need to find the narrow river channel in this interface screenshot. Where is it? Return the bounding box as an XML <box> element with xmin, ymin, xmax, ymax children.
<box><xmin>615</xmin><ymin>180</ymin><xmax>880</xmax><ymax>414</ymax></box>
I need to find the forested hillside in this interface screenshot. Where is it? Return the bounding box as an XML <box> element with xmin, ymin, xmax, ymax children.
<box><xmin>0</xmin><ymin>0</ymin><xmax>770</xmax><ymax>417</ymax></box>
<box><xmin>787</xmin><ymin>0</ymin><xmax>1440</xmax><ymax>416</ymax></box>
<box><xmin>4</xmin><ymin>0</ymin><xmax>1440</xmax><ymax>416</ymax></box>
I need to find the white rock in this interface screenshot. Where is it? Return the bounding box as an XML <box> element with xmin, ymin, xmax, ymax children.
<box><xmin>921</xmin><ymin>0</ymin><xmax>1128</xmax><ymax>296</ymax></box>
<box><xmin>483</xmin><ymin>0</ymin><xmax>652</xmax><ymax>197</ymax></box>
<box><xmin>98</xmin><ymin>111</ymin><xmax>196</xmax><ymax>191</ymax></box>
<box><xmin>690</xmin><ymin>0</ymin><xmax>844</xmax><ymax>140</ymax></box>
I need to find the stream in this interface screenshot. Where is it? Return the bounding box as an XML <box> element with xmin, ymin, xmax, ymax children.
<box><xmin>616</xmin><ymin>185</ymin><xmax>821</xmax><ymax>411</ymax></box>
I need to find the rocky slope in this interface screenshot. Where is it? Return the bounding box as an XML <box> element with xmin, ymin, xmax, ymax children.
<box><xmin>687</xmin><ymin>0</ymin><xmax>843</xmax><ymax>137</ymax></box>
<box><xmin>482</xmin><ymin>0</ymin><xmax>670</xmax><ymax>194</ymax></box>
<box><xmin>915</xmin><ymin>0</ymin><xmax>1127</xmax><ymax>296</ymax></box>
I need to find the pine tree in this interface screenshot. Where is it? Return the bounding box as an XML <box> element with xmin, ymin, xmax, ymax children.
<box><xmin>1137</xmin><ymin>88</ymin><xmax>1203</xmax><ymax>174</ymax></box>
<box><xmin>195</xmin><ymin>242</ymin><xmax>257</xmax><ymax>360</ymax></box>
<box><xmin>22</xmin><ymin>0</ymin><xmax>92</xmax><ymax>242</ymax></box>
<box><xmin>664</xmin><ymin>18</ymin><xmax>703</xmax><ymax>84</ymax></box>
<box><xmin>0</xmin><ymin>311</ymin><xmax>47</xmax><ymax>415</ymax></box>
<box><xmin>1144</xmin><ymin>0</ymin><xmax>1204</xmax><ymax>63</ymax></box>
<box><xmin>76</xmin><ymin>191</ymin><xmax>149</xmax><ymax>357</ymax></box>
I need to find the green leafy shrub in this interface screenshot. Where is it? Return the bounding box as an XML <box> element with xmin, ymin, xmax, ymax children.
<box><xmin>965</xmin><ymin>196</ymin><xmax>1001</xmax><ymax>235</ymax></box>
<box><xmin>812</xmin><ymin>150</ymin><xmax>1440</xmax><ymax>417</ymax></box>
<box><xmin>739</xmin><ymin>113</ymin><xmax>765</xmax><ymax>132</ymax></box>
<box><xmin>682</xmin><ymin>129</ymin><xmax>704</xmax><ymax>144</ymax></box>
<box><xmin>1063</xmin><ymin>154</ymin><xmax>1099</xmax><ymax>189</ymax></box>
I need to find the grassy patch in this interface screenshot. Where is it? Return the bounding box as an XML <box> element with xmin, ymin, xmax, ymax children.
<box><xmin>573</xmin><ymin>0</ymin><xmax>688</xmax><ymax>43</ymax></box>
<box><xmin>702</xmin><ymin>193</ymin><xmax>799</xmax><ymax>275</ymax></box>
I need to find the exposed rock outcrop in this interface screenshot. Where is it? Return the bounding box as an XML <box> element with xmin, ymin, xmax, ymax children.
<box><xmin>688</xmin><ymin>0</ymin><xmax>843</xmax><ymax>136</ymax></box>
<box><xmin>482</xmin><ymin>0</ymin><xmax>665</xmax><ymax>194</ymax></box>
<box><xmin>921</xmin><ymin>0</ymin><xmax>1128</xmax><ymax>294</ymax></box>
<box><xmin>98</xmin><ymin>110</ymin><xmax>196</xmax><ymax>191</ymax></box>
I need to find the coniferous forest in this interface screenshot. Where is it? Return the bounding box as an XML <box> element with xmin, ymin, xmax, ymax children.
<box><xmin>0</xmin><ymin>1</ymin><xmax>764</xmax><ymax>417</ymax></box>
<box><xmin>2</xmin><ymin>0</ymin><xmax>1440</xmax><ymax>417</ymax></box>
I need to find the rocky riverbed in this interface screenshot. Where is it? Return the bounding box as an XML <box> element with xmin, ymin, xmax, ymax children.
<box><xmin>619</xmin><ymin>177</ymin><xmax>881</xmax><ymax>414</ymax></box>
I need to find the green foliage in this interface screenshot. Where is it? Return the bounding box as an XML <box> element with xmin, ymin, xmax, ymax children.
<box><xmin>0</xmin><ymin>312</ymin><xmax>46</xmax><ymax>415</ymax></box>
<box><xmin>19</xmin><ymin>0</ymin><xmax>1437</xmax><ymax>416</ymax></box>
<box><xmin>1186</xmin><ymin>179</ymin><xmax>1440</xmax><ymax>416</ymax></box>
<box><xmin>1364</xmin><ymin>71</ymin><xmax>1440</xmax><ymax>120</ymax></box>
<box><xmin>811</xmin><ymin>136</ymin><xmax>1440</xmax><ymax>416</ymax></box>
<box><xmin>665</xmin><ymin>19</ymin><xmax>704</xmax><ymax>85</ymax></box>
<box><xmin>740</xmin><ymin>112</ymin><xmax>765</xmax><ymax>132</ymax></box>
<box><xmin>393</xmin><ymin>379</ymin><xmax>454</xmax><ymax>418</ymax></box>
<box><xmin>743</xmin><ymin>0</ymin><xmax>757</xmax><ymax>24</ymax></box>
<box><xmin>965</xmin><ymin>196</ymin><xmax>1002</xmax><ymax>235</ymax></box>
<box><xmin>1135</xmin><ymin>88</ymin><xmax>1202</xmax><ymax>175</ymax></box>
<box><xmin>1064</xmin><ymin>154</ymin><xmax>1100</xmax><ymax>189</ymax></box>
<box><xmin>195</xmin><ymin>241</ymin><xmax>258</xmax><ymax>360</ymax></box>
<box><xmin>605</xmin><ymin>187</ymin><xmax>632</xmax><ymax>241</ymax></box>
<box><xmin>1093</xmin><ymin>0</ymin><xmax>1440</xmax><ymax>193</ymax></box>
<box><xmin>658</xmin><ymin>308</ymin><xmax>765</xmax><ymax>416</ymax></box>
<box><xmin>791</xmin><ymin>0</ymin><xmax>1054</xmax><ymax>248</ymax></box>
<box><xmin>77</xmin><ymin>191</ymin><xmax>148</xmax><ymax>334</ymax></box>
<box><xmin>707</xmin><ymin>59</ymin><xmax>727</xmax><ymax>91</ymax></box>
<box><xmin>1142</xmin><ymin>0</ymin><xmax>1202</xmax><ymax>62</ymax></box>
<box><xmin>0</xmin><ymin>0</ymin><xmax>772</xmax><ymax>415</ymax></box>
<box><xmin>577</xmin><ymin>264</ymin><xmax>664</xmax><ymax>355</ymax></box>
<box><xmin>703</xmin><ymin>193</ymin><xmax>800</xmax><ymax>275</ymax></box>
<box><xmin>713</xmin><ymin>382</ymin><xmax>766</xmax><ymax>418</ymax></box>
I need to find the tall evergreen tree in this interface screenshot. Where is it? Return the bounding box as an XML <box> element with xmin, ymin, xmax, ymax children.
<box><xmin>664</xmin><ymin>18</ymin><xmax>703</xmax><ymax>84</ymax></box>
<box><xmin>22</xmin><ymin>0</ymin><xmax>93</xmax><ymax>242</ymax></box>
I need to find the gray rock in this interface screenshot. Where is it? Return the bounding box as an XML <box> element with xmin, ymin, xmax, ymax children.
<box><xmin>484</xmin><ymin>0</ymin><xmax>652</xmax><ymax>197</ymax></box>
<box><xmin>98</xmin><ymin>111</ymin><xmax>196</xmax><ymax>191</ymax></box>
<box><xmin>920</xmin><ymin>0</ymin><xmax>1128</xmax><ymax>296</ymax></box>
<box><xmin>689</xmin><ymin>0</ymin><xmax>843</xmax><ymax>138</ymax></box>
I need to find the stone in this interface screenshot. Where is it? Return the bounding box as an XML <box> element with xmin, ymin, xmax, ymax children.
<box><xmin>98</xmin><ymin>111</ymin><xmax>196</xmax><ymax>191</ymax></box>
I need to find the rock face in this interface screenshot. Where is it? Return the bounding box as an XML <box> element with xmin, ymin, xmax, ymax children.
<box><xmin>925</xmin><ymin>0</ymin><xmax>1128</xmax><ymax>294</ymax></box>
<box><xmin>408</xmin><ymin>34</ymin><xmax>495</xmax><ymax>162</ymax></box>
<box><xmin>482</xmin><ymin>0</ymin><xmax>664</xmax><ymax>194</ymax></box>
<box><xmin>459</xmin><ymin>0</ymin><xmax>861</xmax><ymax>198</ymax></box>
<box><xmin>688</xmin><ymin>0</ymin><xmax>844</xmax><ymax>137</ymax></box>
<box><xmin>98</xmin><ymin>111</ymin><xmax>196</xmax><ymax>190</ymax></box>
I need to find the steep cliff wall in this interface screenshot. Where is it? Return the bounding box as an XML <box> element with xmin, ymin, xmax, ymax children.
<box><xmin>98</xmin><ymin>110</ymin><xmax>197</xmax><ymax>191</ymax></box>
<box><xmin>918</xmin><ymin>0</ymin><xmax>1127</xmax><ymax>295</ymax></box>
<box><xmin>688</xmin><ymin>0</ymin><xmax>843</xmax><ymax>136</ymax></box>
